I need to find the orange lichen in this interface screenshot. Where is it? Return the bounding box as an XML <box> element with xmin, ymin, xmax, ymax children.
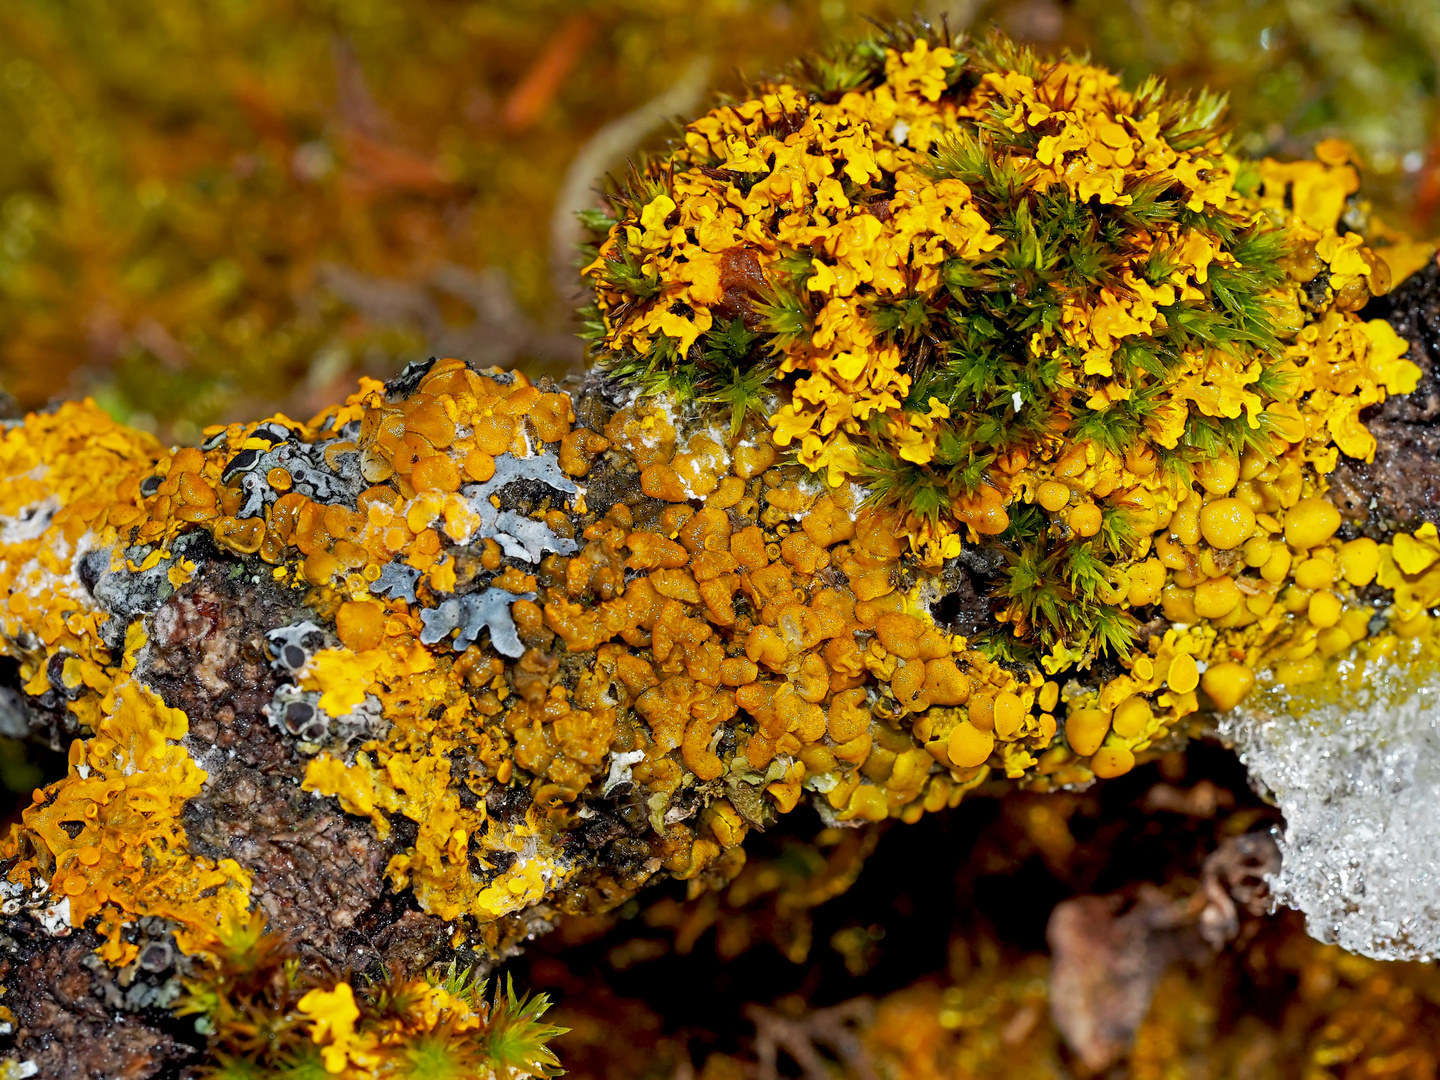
<box><xmin>2</xmin><ymin>632</ymin><xmax>250</xmax><ymax>961</ymax></box>
<box><xmin>574</xmin><ymin>26</ymin><xmax>1440</xmax><ymax>791</ymax></box>
<box><xmin>0</xmin><ymin>33</ymin><xmax>1433</xmax><ymax>990</ymax></box>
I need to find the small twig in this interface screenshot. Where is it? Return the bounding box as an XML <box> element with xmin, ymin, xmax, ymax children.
<box><xmin>744</xmin><ymin>999</ymin><xmax>879</xmax><ymax>1080</ymax></box>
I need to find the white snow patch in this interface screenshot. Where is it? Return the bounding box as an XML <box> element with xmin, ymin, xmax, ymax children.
<box><xmin>1221</xmin><ymin>654</ymin><xmax>1440</xmax><ymax>960</ymax></box>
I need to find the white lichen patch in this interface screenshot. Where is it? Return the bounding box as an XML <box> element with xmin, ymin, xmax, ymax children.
<box><xmin>0</xmin><ymin>493</ymin><xmax>58</xmax><ymax>547</ymax></box>
<box><xmin>601</xmin><ymin>749</ymin><xmax>646</xmax><ymax>797</ymax></box>
<box><xmin>35</xmin><ymin>895</ymin><xmax>71</xmax><ymax>937</ymax></box>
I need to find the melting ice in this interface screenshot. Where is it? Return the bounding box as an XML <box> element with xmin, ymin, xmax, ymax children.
<box><xmin>1221</xmin><ymin>655</ymin><xmax>1440</xmax><ymax>960</ymax></box>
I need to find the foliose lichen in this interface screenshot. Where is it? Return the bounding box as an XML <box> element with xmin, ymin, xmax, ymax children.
<box><xmin>0</xmin><ymin>22</ymin><xmax>1437</xmax><ymax>1073</ymax></box>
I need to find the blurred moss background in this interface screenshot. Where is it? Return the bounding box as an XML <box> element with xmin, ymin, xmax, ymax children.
<box><xmin>0</xmin><ymin>0</ymin><xmax>1437</xmax><ymax>445</ymax></box>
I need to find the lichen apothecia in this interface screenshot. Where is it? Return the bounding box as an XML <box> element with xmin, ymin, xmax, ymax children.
<box><xmin>0</xmin><ymin>24</ymin><xmax>1434</xmax><ymax>1078</ymax></box>
<box><xmin>581</xmin><ymin>25</ymin><xmax>1428</xmax><ymax>777</ymax></box>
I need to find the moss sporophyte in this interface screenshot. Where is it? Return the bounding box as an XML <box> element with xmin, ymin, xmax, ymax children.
<box><xmin>0</xmin><ymin>25</ymin><xmax>1434</xmax><ymax>1077</ymax></box>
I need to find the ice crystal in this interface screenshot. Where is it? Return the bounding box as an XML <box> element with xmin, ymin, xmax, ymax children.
<box><xmin>1221</xmin><ymin>660</ymin><xmax>1440</xmax><ymax>960</ymax></box>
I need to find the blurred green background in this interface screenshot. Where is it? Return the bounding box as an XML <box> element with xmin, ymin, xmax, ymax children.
<box><xmin>0</xmin><ymin>0</ymin><xmax>1437</xmax><ymax>447</ymax></box>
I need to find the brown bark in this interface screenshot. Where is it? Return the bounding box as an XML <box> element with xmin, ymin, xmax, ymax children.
<box><xmin>1330</xmin><ymin>260</ymin><xmax>1440</xmax><ymax>532</ymax></box>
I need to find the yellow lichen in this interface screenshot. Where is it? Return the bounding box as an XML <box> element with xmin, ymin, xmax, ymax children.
<box><xmin>0</xmin><ymin>28</ymin><xmax>1433</xmax><ymax>982</ymax></box>
<box><xmin>2</xmin><ymin>647</ymin><xmax>250</xmax><ymax>958</ymax></box>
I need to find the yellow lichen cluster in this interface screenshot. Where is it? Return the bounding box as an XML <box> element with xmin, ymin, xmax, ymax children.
<box><xmin>0</xmin><ymin>402</ymin><xmax>163</xmax><ymax>725</ymax></box>
<box><xmin>280</xmin><ymin>363</ymin><xmax>1059</xmax><ymax>922</ymax></box>
<box><xmin>28</xmin><ymin>676</ymin><xmax>249</xmax><ymax>960</ymax></box>
<box><xmin>1</xmin><ymin>635</ymin><xmax>251</xmax><ymax>963</ymax></box>
<box><xmin>0</xmin><ymin>404</ymin><xmax>251</xmax><ymax>960</ymax></box>
<box><xmin>583</xmin><ymin>30</ymin><xmax>1428</xmax><ymax>778</ymax></box>
<box><xmin>991</xmin><ymin>239</ymin><xmax>1423</xmax><ymax>775</ymax></box>
<box><xmin>0</xmin><ymin>29</ymin><xmax>1434</xmax><ymax>985</ymax></box>
<box><xmin>1372</xmin><ymin>522</ymin><xmax>1440</xmax><ymax>644</ymax></box>
<box><xmin>585</xmin><ymin>38</ymin><xmax>1416</xmax><ymax>566</ymax></box>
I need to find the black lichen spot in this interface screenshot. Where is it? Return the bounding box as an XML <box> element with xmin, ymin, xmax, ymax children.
<box><xmin>252</xmin><ymin>422</ymin><xmax>292</xmax><ymax>446</ymax></box>
<box><xmin>282</xmin><ymin>701</ymin><xmax>323</xmax><ymax>739</ymax></box>
<box><xmin>385</xmin><ymin>357</ymin><xmax>439</xmax><ymax>401</ymax></box>
<box><xmin>138</xmin><ymin>941</ymin><xmax>174</xmax><ymax>973</ymax></box>
<box><xmin>77</xmin><ymin>550</ymin><xmax>108</xmax><ymax>596</ymax></box>
<box><xmin>221</xmin><ymin>448</ymin><xmax>262</xmax><ymax>483</ymax></box>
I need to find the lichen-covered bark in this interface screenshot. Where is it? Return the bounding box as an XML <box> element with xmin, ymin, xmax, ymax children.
<box><xmin>0</xmin><ymin>32</ymin><xmax>1436</xmax><ymax>1067</ymax></box>
<box><xmin>145</xmin><ymin>561</ymin><xmax>453</xmax><ymax>973</ymax></box>
<box><xmin>0</xmin><ymin>282</ymin><xmax>1426</xmax><ymax>1074</ymax></box>
<box><xmin>0</xmin><ymin>555</ymin><xmax>475</xmax><ymax>1076</ymax></box>
<box><xmin>0</xmin><ymin>358</ymin><xmax>993</xmax><ymax>1075</ymax></box>
<box><xmin>1332</xmin><ymin>260</ymin><xmax>1440</xmax><ymax>531</ymax></box>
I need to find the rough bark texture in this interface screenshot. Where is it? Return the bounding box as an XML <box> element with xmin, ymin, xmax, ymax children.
<box><xmin>0</xmin><ymin>929</ymin><xmax>196</xmax><ymax>1079</ymax></box>
<box><xmin>149</xmin><ymin>559</ymin><xmax>452</xmax><ymax>975</ymax></box>
<box><xmin>1330</xmin><ymin>260</ymin><xmax>1440</xmax><ymax>532</ymax></box>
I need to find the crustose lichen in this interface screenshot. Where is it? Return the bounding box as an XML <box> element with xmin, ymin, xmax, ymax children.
<box><xmin>0</xmin><ymin>23</ymin><xmax>1436</xmax><ymax>1075</ymax></box>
